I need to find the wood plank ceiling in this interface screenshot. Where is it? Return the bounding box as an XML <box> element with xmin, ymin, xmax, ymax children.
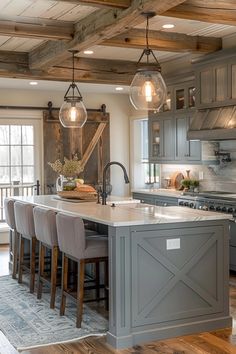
<box><xmin>0</xmin><ymin>0</ymin><xmax>235</xmax><ymax>85</ymax></box>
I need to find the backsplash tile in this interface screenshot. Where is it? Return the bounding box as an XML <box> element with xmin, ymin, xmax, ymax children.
<box><xmin>161</xmin><ymin>141</ymin><xmax>236</xmax><ymax>192</ymax></box>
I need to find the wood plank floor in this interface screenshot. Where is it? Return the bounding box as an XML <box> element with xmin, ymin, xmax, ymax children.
<box><xmin>0</xmin><ymin>245</ymin><xmax>236</xmax><ymax>354</ymax></box>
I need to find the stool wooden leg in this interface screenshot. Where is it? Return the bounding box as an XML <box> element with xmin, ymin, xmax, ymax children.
<box><xmin>18</xmin><ymin>235</ymin><xmax>24</xmax><ymax>284</ymax></box>
<box><xmin>95</xmin><ymin>261</ymin><xmax>100</xmax><ymax>300</ymax></box>
<box><xmin>105</xmin><ymin>259</ymin><xmax>109</xmax><ymax>311</ymax></box>
<box><xmin>77</xmin><ymin>259</ymin><xmax>85</xmax><ymax>328</ymax></box>
<box><xmin>12</xmin><ymin>230</ymin><xmax>19</xmax><ymax>279</ymax></box>
<box><xmin>60</xmin><ymin>253</ymin><xmax>68</xmax><ymax>316</ymax></box>
<box><xmin>29</xmin><ymin>237</ymin><xmax>36</xmax><ymax>293</ymax></box>
<box><xmin>37</xmin><ymin>242</ymin><xmax>45</xmax><ymax>300</ymax></box>
<box><xmin>50</xmin><ymin>246</ymin><xmax>58</xmax><ymax>309</ymax></box>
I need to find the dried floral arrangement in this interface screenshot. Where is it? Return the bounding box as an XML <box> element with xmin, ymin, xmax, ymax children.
<box><xmin>48</xmin><ymin>154</ymin><xmax>83</xmax><ymax>177</ymax></box>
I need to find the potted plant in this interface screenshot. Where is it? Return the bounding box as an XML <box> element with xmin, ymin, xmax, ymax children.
<box><xmin>181</xmin><ymin>179</ymin><xmax>191</xmax><ymax>191</ymax></box>
<box><xmin>189</xmin><ymin>179</ymin><xmax>199</xmax><ymax>192</ymax></box>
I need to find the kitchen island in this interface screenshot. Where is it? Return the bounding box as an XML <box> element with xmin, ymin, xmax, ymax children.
<box><xmin>13</xmin><ymin>195</ymin><xmax>232</xmax><ymax>349</ymax></box>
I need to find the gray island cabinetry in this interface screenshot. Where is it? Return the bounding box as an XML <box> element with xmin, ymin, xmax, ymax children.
<box><xmin>13</xmin><ymin>195</ymin><xmax>231</xmax><ymax>349</ymax></box>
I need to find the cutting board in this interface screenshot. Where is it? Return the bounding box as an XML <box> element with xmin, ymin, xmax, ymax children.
<box><xmin>171</xmin><ymin>172</ymin><xmax>184</xmax><ymax>190</ymax></box>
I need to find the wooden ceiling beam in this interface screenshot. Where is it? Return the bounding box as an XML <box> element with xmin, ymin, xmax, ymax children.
<box><xmin>102</xmin><ymin>29</ymin><xmax>222</xmax><ymax>53</ymax></box>
<box><xmin>163</xmin><ymin>0</ymin><xmax>236</xmax><ymax>26</ymax></box>
<box><xmin>29</xmin><ymin>0</ymin><xmax>187</xmax><ymax>70</ymax></box>
<box><xmin>56</xmin><ymin>0</ymin><xmax>131</xmax><ymax>9</ymax></box>
<box><xmin>0</xmin><ymin>53</ymin><xmax>138</xmax><ymax>85</ymax></box>
<box><xmin>0</xmin><ymin>20</ymin><xmax>73</xmax><ymax>41</ymax></box>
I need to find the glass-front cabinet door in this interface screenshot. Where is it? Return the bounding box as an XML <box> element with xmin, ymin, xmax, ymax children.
<box><xmin>188</xmin><ymin>87</ymin><xmax>196</xmax><ymax>108</ymax></box>
<box><xmin>149</xmin><ymin>115</ymin><xmax>175</xmax><ymax>162</ymax></box>
<box><xmin>163</xmin><ymin>91</ymin><xmax>172</xmax><ymax>112</ymax></box>
<box><xmin>175</xmin><ymin>83</ymin><xmax>196</xmax><ymax>111</ymax></box>
<box><xmin>176</xmin><ymin>88</ymin><xmax>185</xmax><ymax>110</ymax></box>
<box><xmin>150</xmin><ymin>119</ymin><xmax>161</xmax><ymax>159</ymax></box>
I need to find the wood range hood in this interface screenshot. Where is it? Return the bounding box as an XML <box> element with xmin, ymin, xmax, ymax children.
<box><xmin>187</xmin><ymin>106</ymin><xmax>236</xmax><ymax>141</ymax></box>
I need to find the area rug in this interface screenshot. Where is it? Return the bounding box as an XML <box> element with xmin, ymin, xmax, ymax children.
<box><xmin>0</xmin><ymin>275</ymin><xmax>108</xmax><ymax>351</ymax></box>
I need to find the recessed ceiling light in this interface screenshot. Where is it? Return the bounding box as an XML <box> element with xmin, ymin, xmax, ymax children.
<box><xmin>162</xmin><ymin>24</ymin><xmax>175</xmax><ymax>29</ymax></box>
<box><xmin>115</xmin><ymin>87</ymin><xmax>124</xmax><ymax>91</ymax></box>
<box><xmin>29</xmin><ymin>81</ymin><xmax>38</xmax><ymax>86</ymax></box>
<box><xmin>83</xmin><ymin>50</ymin><xmax>94</xmax><ymax>55</ymax></box>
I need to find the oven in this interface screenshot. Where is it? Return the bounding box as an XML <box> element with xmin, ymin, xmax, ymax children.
<box><xmin>178</xmin><ymin>192</ymin><xmax>236</xmax><ymax>271</ymax></box>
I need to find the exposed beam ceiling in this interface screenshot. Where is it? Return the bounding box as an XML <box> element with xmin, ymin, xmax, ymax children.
<box><xmin>102</xmin><ymin>29</ymin><xmax>222</xmax><ymax>53</ymax></box>
<box><xmin>0</xmin><ymin>19</ymin><xmax>73</xmax><ymax>41</ymax></box>
<box><xmin>29</xmin><ymin>0</ymin><xmax>187</xmax><ymax>70</ymax></box>
<box><xmin>55</xmin><ymin>0</ymin><xmax>131</xmax><ymax>9</ymax></box>
<box><xmin>163</xmin><ymin>0</ymin><xmax>236</xmax><ymax>26</ymax></box>
<box><xmin>0</xmin><ymin>52</ymin><xmax>137</xmax><ymax>85</ymax></box>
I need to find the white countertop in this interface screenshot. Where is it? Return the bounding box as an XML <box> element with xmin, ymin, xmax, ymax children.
<box><xmin>12</xmin><ymin>195</ymin><xmax>231</xmax><ymax>227</ymax></box>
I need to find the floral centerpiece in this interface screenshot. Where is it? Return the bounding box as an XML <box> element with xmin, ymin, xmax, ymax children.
<box><xmin>48</xmin><ymin>154</ymin><xmax>84</xmax><ymax>191</ymax></box>
<box><xmin>48</xmin><ymin>154</ymin><xmax>83</xmax><ymax>178</ymax></box>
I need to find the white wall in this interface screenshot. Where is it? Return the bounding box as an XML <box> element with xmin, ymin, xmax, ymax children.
<box><xmin>0</xmin><ymin>88</ymin><xmax>131</xmax><ymax>197</ymax></box>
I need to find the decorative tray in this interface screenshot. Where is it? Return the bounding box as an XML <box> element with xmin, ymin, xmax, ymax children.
<box><xmin>57</xmin><ymin>190</ymin><xmax>97</xmax><ymax>201</ymax></box>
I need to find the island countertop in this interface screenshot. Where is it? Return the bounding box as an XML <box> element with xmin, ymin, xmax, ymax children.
<box><xmin>12</xmin><ymin>194</ymin><xmax>231</xmax><ymax>227</ymax></box>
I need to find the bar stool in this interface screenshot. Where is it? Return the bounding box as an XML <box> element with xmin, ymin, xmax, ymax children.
<box><xmin>56</xmin><ymin>212</ymin><xmax>108</xmax><ymax>328</ymax></box>
<box><xmin>33</xmin><ymin>206</ymin><xmax>59</xmax><ymax>309</ymax></box>
<box><xmin>14</xmin><ymin>201</ymin><xmax>37</xmax><ymax>293</ymax></box>
<box><xmin>4</xmin><ymin>198</ymin><xmax>18</xmax><ymax>279</ymax></box>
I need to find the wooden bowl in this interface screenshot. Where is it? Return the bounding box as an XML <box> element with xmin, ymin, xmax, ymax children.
<box><xmin>57</xmin><ymin>190</ymin><xmax>97</xmax><ymax>201</ymax></box>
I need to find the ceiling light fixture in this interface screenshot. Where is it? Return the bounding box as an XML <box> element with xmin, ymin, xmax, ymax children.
<box><xmin>129</xmin><ymin>12</ymin><xmax>167</xmax><ymax>111</ymax></box>
<box><xmin>59</xmin><ymin>50</ymin><xmax>87</xmax><ymax>128</ymax></box>
<box><xmin>83</xmin><ymin>50</ymin><xmax>94</xmax><ymax>55</ymax></box>
<box><xmin>29</xmin><ymin>81</ymin><xmax>38</xmax><ymax>86</ymax></box>
<box><xmin>162</xmin><ymin>24</ymin><xmax>175</xmax><ymax>29</ymax></box>
<box><xmin>116</xmin><ymin>87</ymin><xmax>124</xmax><ymax>91</ymax></box>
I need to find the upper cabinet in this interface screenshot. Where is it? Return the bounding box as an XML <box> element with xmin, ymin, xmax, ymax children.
<box><xmin>149</xmin><ymin>115</ymin><xmax>175</xmax><ymax>162</ymax></box>
<box><xmin>193</xmin><ymin>48</ymin><xmax>236</xmax><ymax>109</ymax></box>
<box><xmin>159</xmin><ymin>80</ymin><xmax>196</xmax><ymax>113</ymax></box>
<box><xmin>175</xmin><ymin>114</ymin><xmax>201</xmax><ymax>162</ymax></box>
<box><xmin>148</xmin><ymin>77</ymin><xmax>201</xmax><ymax>164</ymax></box>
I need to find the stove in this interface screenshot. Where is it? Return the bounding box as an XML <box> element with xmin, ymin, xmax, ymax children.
<box><xmin>178</xmin><ymin>191</ymin><xmax>236</xmax><ymax>213</ymax></box>
<box><xmin>178</xmin><ymin>191</ymin><xmax>236</xmax><ymax>271</ymax></box>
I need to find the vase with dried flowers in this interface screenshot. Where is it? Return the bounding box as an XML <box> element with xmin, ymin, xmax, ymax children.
<box><xmin>48</xmin><ymin>154</ymin><xmax>84</xmax><ymax>191</ymax></box>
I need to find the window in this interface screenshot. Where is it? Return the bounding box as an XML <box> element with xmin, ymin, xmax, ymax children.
<box><xmin>130</xmin><ymin>118</ymin><xmax>160</xmax><ymax>189</ymax></box>
<box><xmin>0</xmin><ymin>124</ymin><xmax>35</xmax><ymax>184</ymax></box>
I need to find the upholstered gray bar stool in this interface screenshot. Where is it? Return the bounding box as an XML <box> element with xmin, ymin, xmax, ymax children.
<box><xmin>14</xmin><ymin>201</ymin><xmax>37</xmax><ymax>293</ymax></box>
<box><xmin>56</xmin><ymin>212</ymin><xmax>108</xmax><ymax>328</ymax></box>
<box><xmin>4</xmin><ymin>198</ymin><xmax>18</xmax><ymax>279</ymax></box>
<box><xmin>33</xmin><ymin>206</ymin><xmax>59</xmax><ymax>309</ymax></box>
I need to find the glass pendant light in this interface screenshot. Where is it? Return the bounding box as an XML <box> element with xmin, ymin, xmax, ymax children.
<box><xmin>59</xmin><ymin>50</ymin><xmax>87</xmax><ymax>128</ymax></box>
<box><xmin>129</xmin><ymin>13</ymin><xmax>167</xmax><ymax>111</ymax></box>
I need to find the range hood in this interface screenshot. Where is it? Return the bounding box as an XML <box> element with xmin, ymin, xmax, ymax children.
<box><xmin>187</xmin><ymin>106</ymin><xmax>236</xmax><ymax>140</ymax></box>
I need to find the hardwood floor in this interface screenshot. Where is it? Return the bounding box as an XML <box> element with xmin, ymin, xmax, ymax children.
<box><xmin>0</xmin><ymin>245</ymin><xmax>236</xmax><ymax>354</ymax></box>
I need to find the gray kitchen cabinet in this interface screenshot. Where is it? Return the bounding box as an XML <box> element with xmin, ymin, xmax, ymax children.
<box><xmin>175</xmin><ymin>113</ymin><xmax>201</xmax><ymax>162</ymax></box>
<box><xmin>159</xmin><ymin>80</ymin><xmax>195</xmax><ymax>114</ymax></box>
<box><xmin>174</xmin><ymin>82</ymin><xmax>196</xmax><ymax>111</ymax></box>
<box><xmin>154</xmin><ymin>196</ymin><xmax>178</xmax><ymax>206</ymax></box>
<box><xmin>193</xmin><ymin>48</ymin><xmax>236</xmax><ymax>109</ymax></box>
<box><xmin>132</xmin><ymin>192</ymin><xmax>178</xmax><ymax>206</ymax></box>
<box><xmin>149</xmin><ymin>112</ymin><xmax>201</xmax><ymax>163</ymax></box>
<box><xmin>195</xmin><ymin>63</ymin><xmax>228</xmax><ymax>107</ymax></box>
<box><xmin>149</xmin><ymin>114</ymin><xmax>175</xmax><ymax>162</ymax></box>
<box><xmin>132</xmin><ymin>193</ymin><xmax>155</xmax><ymax>205</ymax></box>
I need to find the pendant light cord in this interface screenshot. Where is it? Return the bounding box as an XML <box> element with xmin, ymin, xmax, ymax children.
<box><xmin>72</xmin><ymin>51</ymin><xmax>75</xmax><ymax>97</ymax></box>
<box><xmin>72</xmin><ymin>51</ymin><xmax>75</xmax><ymax>84</ymax></box>
<box><xmin>146</xmin><ymin>16</ymin><xmax>149</xmax><ymax>63</ymax></box>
